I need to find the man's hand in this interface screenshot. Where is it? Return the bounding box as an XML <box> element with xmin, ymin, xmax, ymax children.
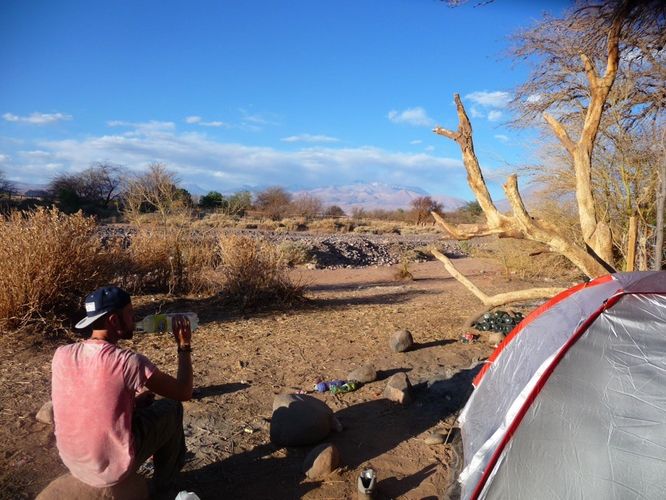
<box><xmin>171</xmin><ymin>315</ymin><xmax>192</xmax><ymax>349</ymax></box>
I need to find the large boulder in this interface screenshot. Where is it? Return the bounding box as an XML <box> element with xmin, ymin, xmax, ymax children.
<box><xmin>303</xmin><ymin>443</ymin><xmax>341</xmax><ymax>479</ymax></box>
<box><xmin>36</xmin><ymin>472</ymin><xmax>149</xmax><ymax>500</ymax></box>
<box><xmin>270</xmin><ymin>394</ymin><xmax>335</xmax><ymax>447</ymax></box>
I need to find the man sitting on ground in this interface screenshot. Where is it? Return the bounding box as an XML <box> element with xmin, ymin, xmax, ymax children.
<box><xmin>51</xmin><ymin>286</ymin><xmax>193</xmax><ymax>497</ymax></box>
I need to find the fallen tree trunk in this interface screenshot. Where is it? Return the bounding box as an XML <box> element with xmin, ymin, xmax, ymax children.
<box><xmin>431</xmin><ymin>248</ymin><xmax>565</xmax><ymax>308</ymax></box>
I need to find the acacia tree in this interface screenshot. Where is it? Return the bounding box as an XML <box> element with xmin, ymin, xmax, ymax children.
<box><xmin>432</xmin><ymin>1</ymin><xmax>664</xmax><ymax>288</ymax></box>
<box><xmin>410</xmin><ymin>196</ymin><xmax>443</xmax><ymax>225</ymax></box>
<box><xmin>0</xmin><ymin>170</ymin><xmax>16</xmax><ymax>199</ymax></box>
<box><xmin>511</xmin><ymin>0</ymin><xmax>665</xmax><ymax>269</ymax></box>
<box><xmin>122</xmin><ymin>163</ymin><xmax>189</xmax><ymax>224</ymax></box>
<box><xmin>48</xmin><ymin>163</ymin><xmax>123</xmax><ymax>213</ymax></box>
<box><xmin>255</xmin><ymin>186</ymin><xmax>292</xmax><ymax>220</ymax></box>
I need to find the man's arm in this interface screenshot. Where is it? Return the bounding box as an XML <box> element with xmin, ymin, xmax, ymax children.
<box><xmin>145</xmin><ymin>315</ymin><xmax>193</xmax><ymax>401</ymax></box>
<box><xmin>145</xmin><ymin>356</ymin><xmax>192</xmax><ymax>401</ymax></box>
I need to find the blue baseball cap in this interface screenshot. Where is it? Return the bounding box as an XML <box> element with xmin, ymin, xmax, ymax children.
<box><xmin>75</xmin><ymin>286</ymin><xmax>131</xmax><ymax>329</ymax></box>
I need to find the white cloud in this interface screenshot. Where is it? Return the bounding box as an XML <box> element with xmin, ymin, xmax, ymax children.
<box><xmin>464</xmin><ymin>91</ymin><xmax>511</xmax><ymax>108</ymax></box>
<box><xmin>488</xmin><ymin>110</ymin><xmax>503</xmax><ymax>122</ymax></box>
<box><xmin>200</xmin><ymin>121</ymin><xmax>227</xmax><ymax>127</ymax></box>
<box><xmin>387</xmin><ymin>107</ymin><xmax>435</xmax><ymax>127</ymax></box>
<box><xmin>238</xmin><ymin>108</ymin><xmax>280</xmax><ymax>129</ymax></box>
<box><xmin>526</xmin><ymin>94</ymin><xmax>542</xmax><ymax>103</ymax></box>
<box><xmin>185</xmin><ymin>116</ymin><xmax>228</xmax><ymax>127</ymax></box>
<box><xmin>3</xmin><ymin>112</ymin><xmax>72</xmax><ymax>125</ymax></box>
<box><xmin>281</xmin><ymin>134</ymin><xmax>340</xmax><ymax>144</ymax></box>
<box><xmin>410</xmin><ymin>140</ymin><xmax>423</xmax><ymax>145</ymax></box>
<box><xmin>469</xmin><ymin>107</ymin><xmax>485</xmax><ymax>119</ymax></box>
<box><xmin>8</xmin><ymin>123</ymin><xmax>465</xmax><ymax>192</ymax></box>
<box><xmin>425</xmin><ymin>145</ymin><xmax>435</xmax><ymax>152</ymax></box>
<box><xmin>0</xmin><ymin>153</ymin><xmax>9</xmax><ymax>163</ymax></box>
<box><xmin>494</xmin><ymin>134</ymin><xmax>509</xmax><ymax>143</ymax></box>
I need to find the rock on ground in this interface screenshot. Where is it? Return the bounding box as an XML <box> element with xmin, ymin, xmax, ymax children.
<box><xmin>389</xmin><ymin>329</ymin><xmax>414</xmax><ymax>353</ymax></box>
<box><xmin>486</xmin><ymin>332</ymin><xmax>505</xmax><ymax>346</ymax></box>
<box><xmin>36</xmin><ymin>401</ymin><xmax>53</xmax><ymax>425</ymax></box>
<box><xmin>346</xmin><ymin>364</ymin><xmax>377</xmax><ymax>383</ymax></box>
<box><xmin>303</xmin><ymin>443</ymin><xmax>341</xmax><ymax>480</ymax></box>
<box><xmin>270</xmin><ymin>394</ymin><xmax>335</xmax><ymax>447</ymax></box>
<box><xmin>36</xmin><ymin>472</ymin><xmax>149</xmax><ymax>500</ymax></box>
<box><xmin>383</xmin><ymin>372</ymin><xmax>412</xmax><ymax>405</ymax></box>
<box><xmin>424</xmin><ymin>432</ymin><xmax>446</xmax><ymax>445</ymax></box>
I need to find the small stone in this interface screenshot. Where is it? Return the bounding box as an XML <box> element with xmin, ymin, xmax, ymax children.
<box><xmin>424</xmin><ymin>432</ymin><xmax>446</xmax><ymax>445</ymax></box>
<box><xmin>389</xmin><ymin>329</ymin><xmax>414</xmax><ymax>353</ymax></box>
<box><xmin>303</xmin><ymin>443</ymin><xmax>341</xmax><ymax>479</ymax></box>
<box><xmin>347</xmin><ymin>364</ymin><xmax>377</xmax><ymax>383</ymax></box>
<box><xmin>36</xmin><ymin>401</ymin><xmax>53</xmax><ymax>425</ymax></box>
<box><xmin>383</xmin><ymin>372</ymin><xmax>412</xmax><ymax>405</ymax></box>
<box><xmin>486</xmin><ymin>332</ymin><xmax>505</xmax><ymax>347</ymax></box>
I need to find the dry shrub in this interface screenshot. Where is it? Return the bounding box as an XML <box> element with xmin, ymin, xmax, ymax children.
<box><xmin>121</xmin><ymin>226</ymin><xmax>219</xmax><ymax>295</ymax></box>
<box><xmin>277</xmin><ymin>240</ymin><xmax>312</xmax><ymax>266</ymax></box>
<box><xmin>192</xmin><ymin>212</ymin><xmax>236</xmax><ymax>230</ymax></box>
<box><xmin>471</xmin><ymin>237</ymin><xmax>580</xmax><ymax>281</ymax></box>
<box><xmin>308</xmin><ymin>218</ymin><xmax>354</xmax><ymax>234</ymax></box>
<box><xmin>394</xmin><ymin>259</ymin><xmax>414</xmax><ymax>281</ymax></box>
<box><xmin>217</xmin><ymin>234</ymin><xmax>304</xmax><ymax>308</ymax></box>
<box><xmin>0</xmin><ymin>207</ymin><xmax>113</xmax><ymax>333</ymax></box>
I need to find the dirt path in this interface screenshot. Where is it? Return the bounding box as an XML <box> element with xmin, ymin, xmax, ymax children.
<box><xmin>0</xmin><ymin>257</ymin><xmax>570</xmax><ymax>499</ymax></box>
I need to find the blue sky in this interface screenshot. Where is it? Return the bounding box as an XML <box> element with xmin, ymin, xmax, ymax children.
<box><xmin>0</xmin><ymin>0</ymin><xmax>570</xmax><ymax>200</ymax></box>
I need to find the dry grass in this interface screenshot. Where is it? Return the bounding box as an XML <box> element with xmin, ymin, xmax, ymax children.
<box><xmin>277</xmin><ymin>240</ymin><xmax>312</xmax><ymax>267</ymax></box>
<box><xmin>120</xmin><ymin>225</ymin><xmax>219</xmax><ymax>295</ymax></box>
<box><xmin>470</xmin><ymin>237</ymin><xmax>581</xmax><ymax>281</ymax></box>
<box><xmin>0</xmin><ymin>208</ymin><xmax>114</xmax><ymax>334</ymax></box>
<box><xmin>216</xmin><ymin>234</ymin><xmax>305</xmax><ymax>308</ymax></box>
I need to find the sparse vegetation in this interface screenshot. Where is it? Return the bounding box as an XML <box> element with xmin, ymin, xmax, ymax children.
<box><xmin>217</xmin><ymin>234</ymin><xmax>304</xmax><ymax>308</ymax></box>
<box><xmin>0</xmin><ymin>207</ymin><xmax>114</xmax><ymax>334</ymax></box>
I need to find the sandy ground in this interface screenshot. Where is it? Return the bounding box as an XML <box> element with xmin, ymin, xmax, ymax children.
<box><xmin>0</xmin><ymin>257</ymin><xmax>572</xmax><ymax>499</ymax></box>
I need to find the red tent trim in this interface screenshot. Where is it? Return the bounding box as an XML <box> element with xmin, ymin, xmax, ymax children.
<box><xmin>470</xmin><ymin>289</ymin><xmax>633</xmax><ymax>500</ymax></box>
<box><xmin>472</xmin><ymin>274</ymin><xmax>613</xmax><ymax>387</ymax></box>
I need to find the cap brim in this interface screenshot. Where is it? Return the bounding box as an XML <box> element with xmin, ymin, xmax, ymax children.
<box><xmin>75</xmin><ymin>310</ymin><xmax>110</xmax><ymax>329</ymax></box>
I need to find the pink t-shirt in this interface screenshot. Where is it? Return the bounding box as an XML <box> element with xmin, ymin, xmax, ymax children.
<box><xmin>51</xmin><ymin>339</ymin><xmax>156</xmax><ymax>487</ymax></box>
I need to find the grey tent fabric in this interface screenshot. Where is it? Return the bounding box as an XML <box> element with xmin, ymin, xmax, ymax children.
<box><xmin>458</xmin><ymin>272</ymin><xmax>666</xmax><ymax>500</ymax></box>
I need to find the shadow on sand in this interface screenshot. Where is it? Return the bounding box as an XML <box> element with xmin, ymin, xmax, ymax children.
<box><xmin>177</xmin><ymin>365</ymin><xmax>481</xmax><ymax>499</ymax></box>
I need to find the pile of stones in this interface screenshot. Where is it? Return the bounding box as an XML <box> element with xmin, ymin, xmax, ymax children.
<box><xmin>472</xmin><ymin>310</ymin><xmax>524</xmax><ymax>335</ymax></box>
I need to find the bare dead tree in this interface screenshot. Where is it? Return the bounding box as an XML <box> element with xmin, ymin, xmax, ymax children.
<box><xmin>122</xmin><ymin>163</ymin><xmax>187</xmax><ymax>225</ymax></box>
<box><xmin>434</xmin><ymin>94</ymin><xmax>610</xmax><ymax>281</ymax></box>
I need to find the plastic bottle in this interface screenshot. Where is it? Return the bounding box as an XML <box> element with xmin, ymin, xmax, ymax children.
<box><xmin>135</xmin><ymin>312</ymin><xmax>199</xmax><ymax>333</ymax></box>
<box><xmin>175</xmin><ymin>492</ymin><xmax>201</xmax><ymax>500</ymax></box>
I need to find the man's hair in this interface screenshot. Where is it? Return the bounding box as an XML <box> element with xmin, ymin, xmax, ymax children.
<box><xmin>90</xmin><ymin>309</ymin><xmax>122</xmax><ymax>330</ymax></box>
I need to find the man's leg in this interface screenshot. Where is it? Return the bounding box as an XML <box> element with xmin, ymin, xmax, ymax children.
<box><xmin>132</xmin><ymin>399</ymin><xmax>186</xmax><ymax>494</ymax></box>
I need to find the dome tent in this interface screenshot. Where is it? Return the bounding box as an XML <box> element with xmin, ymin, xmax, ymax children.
<box><xmin>458</xmin><ymin>271</ymin><xmax>666</xmax><ymax>499</ymax></box>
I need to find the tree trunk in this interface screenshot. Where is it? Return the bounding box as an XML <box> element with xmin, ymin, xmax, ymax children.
<box><xmin>655</xmin><ymin>160</ymin><xmax>665</xmax><ymax>270</ymax></box>
<box><xmin>542</xmin><ymin>5</ymin><xmax>632</xmax><ymax>269</ymax></box>
<box><xmin>431</xmin><ymin>249</ymin><xmax>564</xmax><ymax>307</ymax></box>
<box><xmin>626</xmin><ymin>216</ymin><xmax>637</xmax><ymax>271</ymax></box>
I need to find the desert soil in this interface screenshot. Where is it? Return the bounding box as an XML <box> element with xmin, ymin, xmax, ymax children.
<box><xmin>0</xmin><ymin>256</ymin><xmax>573</xmax><ymax>499</ymax></box>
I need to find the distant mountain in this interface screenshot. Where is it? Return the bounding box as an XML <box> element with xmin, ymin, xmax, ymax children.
<box><xmin>294</xmin><ymin>182</ymin><xmax>467</xmax><ymax>212</ymax></box>
<box><xmin>12</xmin><ymin>181</ymin><xmax>48</xmax><ymax>195</ymax></box>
